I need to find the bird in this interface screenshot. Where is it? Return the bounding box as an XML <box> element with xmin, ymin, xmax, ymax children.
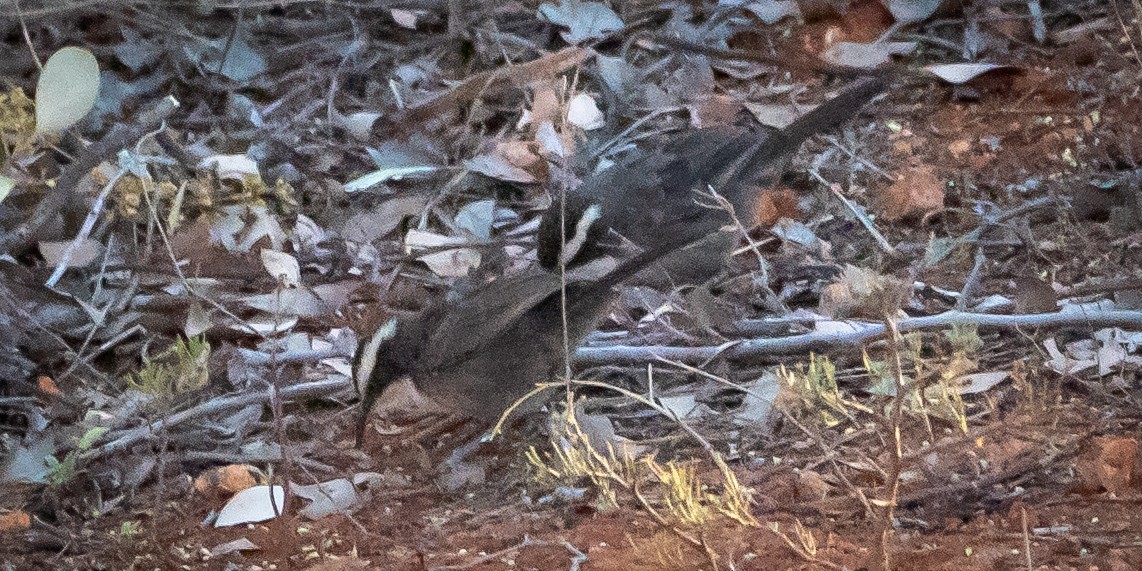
<box><xmin>536</xmin><ymin>74</ymin><xmax>890</xmax><ymax>289</ymax></box>
<box><xmin>353</xmin><ymin>216</ymin><xmax>717</xmax><ymax>445</ymax></box>
<box><xmin>354</xmin><ymin>75</ymin><xmax>890</xmax><ymax>444</ymax></box>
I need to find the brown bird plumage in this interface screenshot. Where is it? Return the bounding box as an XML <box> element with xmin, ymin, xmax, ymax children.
<box><xmin>355</xmin><ymin>76</ymin><xmax>890</xmax><ymax>443</ymax></box>
<box><xmin>536</xmin><ymin>75</ymin><xmax>889</xmax><ymax>287</ymax></box>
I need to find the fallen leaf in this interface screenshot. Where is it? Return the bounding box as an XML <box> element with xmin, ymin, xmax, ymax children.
<box><xmin>754</xmin><ymin>187</ymin><xmax>799</xmax><ymax>227</ymax></box>
<box><xmin>0</xmin><ymin>511</ymin><xmax>31</xmax><ymax>533</ymax></box>
<box><xmin>743</xmin><ymin>102</ymin><xmax>800</xmax><ymax>128</ymax></box>
<box><xmin>35</xmin><ymin>47</ymin><xmax>100</xmax><ymax>133</ymax></box>
<box><xmin>405</xmin><ymin>229</ymin><xmax>480</xmax><ymax>277</ymax></box>
<box><xmin>209</xmin><ymin>538</ymin><xmax>260</xmax><ymax>556</ymax></box>
<box><xmin>567</xmin><ymin>92</ymin><xmax>605</xmax><ymax>130</ymax></box>
<box><xmin>538</xmin><ymin>0</ymin><xmax>624</xmax><ymax>44</ymax></box>
<box><xmin>875</xmin><ymin>164</ymin><xmax>944</xmax><ymax>221</ymax></box>
<box><xmin>199</xmin><ymin>154</ymin><xmax>259</xmax><ymax>182</ymax></box>
<box><xmin>466</xmin><ymin>140</ymin><xmax>546</xmax><ymax>184</ymax></box>
<box><xmin>343</xmin><ymin>165</ymin><xmax>437</xmax><ymax>192</ymax></box>
<box><xmin>390</xmin><ymin>8</ymin><xmax>418</xmax><ymax>29</ymax></box>
<box><xmin>1075</xmin><ymin>437</ymin><xmax>1138</xmax><ymax>495</ymax></box>
<box><xmin>343</xmin><ymin>194</ymin><xmax>428</xmax><ymax>244</ymax></box>
<box><xmin>260</xmin><ymin>249</ymin><xmax>300</xmax><ymax>287</ymax></box>
<box><xmin>38</xmin><ymin>239</ymin><xmax>103</xmax><ymax>268</ymax></box>
<box><xmin>194</xmin><ymin>465</ymin><xmax>259</xmax><ymax>498</ymax></box>
<box><xmin>36</xmin><ymin>375</ymin><xmax>60</xmax><ymax>396</ymax></box>
<box><xmin>214</xmin><ymin>485</ymin><xmax>284</xmax><ymax>527</ymax></box>
<box><xmin>229</xmin><ymin>315</ymin><xmax>298</xmax><ymax>335</ymax></box>
<box><xmin>293</xmin><ymin>479</ymin><xmax>359</xmax><ymax>519</ymax></box>
<box><xmin>0</xmin><ymin>175</ymin><xmax>13</xmax><ymax>204</ymax></box>
<box><xmin>455</xmin><ymin>200</ymin><xmax>495</xmax><ymax>240</ymax></box>
<box><xmin>926</xmin><ymin>63</ymin><xmax>1013</xmax><ymax>84</ymax></box>
<box><xmin>338</xmin><ymin>111</ymin><xmax>382</xmax><ymax>141</ymax></box>
<box><xmin>886</xmin><ymin>0</ymin><xmax>940</xmax><ymax>23</ymax></box>
<box><xmin>743</xmin><ymin>0</ymin><xmax>801</xmax><ymax>24</ymax></box>
<box><xmin>820</xmin><ymin>41</ymin><xmax>916</xmax><ymax>69</ymax></box>
<box><xmin>953</xmin><ymin>371</ymin><xmax>1010</xmax><ymax>394</ymax></box>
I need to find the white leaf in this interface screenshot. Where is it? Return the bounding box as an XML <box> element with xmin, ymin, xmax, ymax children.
<box><xmin>735</xmin><ymin>376</ymin><xmax>778</xmax><ymax>426</ymax></box>
<box><xmin>538</xmin><ymin>0</ymin><xmax>624</xmax><ymax>44</ymax></box>
<box><xmin>184</xmin><ymin>301</ymin><xmax>212</xmax><ymax>337</ymax></box>
<box><xmin>199</xmin><ymin>154</ymin><xmax>259</xmax><ymax>181</ymax></box>
<box><xmin>418</xmin><ymin>249</ymin><xmax>481</xmax><ymax>278</ymax></box>
<box><xmin>229</xmin><ymin>315</ymin><xmax>298</xmax><ymax>335</ymax></box>
<box><xmin>658</xmin><ymin>393</ymin><xmax>700</xmax><ymax>419</ymax></box>
<box><xmin>38</xmin><ymin>239</ymin><xmax>102</xmax><ymax>268</ymax></box>
<box><xmin>339</xmin><ymin>111</ymin><xmax>382</xmax><ymax>141</ymax></box>
<box><xmin>390</xmin><ymin>9</ymin><xmax>418</xmax><ymax>29</ymax></box>
<box><xmin>405</xmin><ymin>229</ymin><xmax>480</xmax><ymax>277</ymax></box>
<box><xmin>567</xmin><ymin>93</ymin><xmax>605</xmax><ymax>130</ymax></box>
<box><xmin>886</xmin><ymin>0</ymin><xmax>941</xmax><ymax>24</ymax></box>
<box><xmin>342</xmin><ymin>194</ymin><xmax>428</xmax><ymax>243</ymax></box>
<box><xmin>455</xmin><ymin>200</ymin><xmax>495</xmax><ymax>240</ymax></box>
<box><xmin>925</xmin><ymin>63</ymin><xmax>1011</xmax><ymax>84</ymax></box>
<box><xmin>954</xmin><ymin>371</ymin><xmax>1009</xmax><ymax>394</ymax></box>
<box><xmin>214</xmin><ymin>485</ymin><xmax>285</xmax><ymax>527</ymax></box>
<box><xmin>743</xmin><ymin>102</ymin><xmax>799</xmax><ymax>128</ymax></box>
<box><xmin>464</xmin><ymin>154</ymin><xmax>537</xmax><ymax>184</ymax></box>
<box><xmin>820</xmin><ymin>41</ymin><xmax>916</xmax><ymax>69</ymax></box>
<box><xmin>35</xmin><ymin>47</ymin><xmax>101</xmax><ymax>133</ymax></box>
<box><xmin>0</xmin><ymin>175</ymin><xmax>13</xmax><ymax>204</ymax></box>
<box><xmin>343</xmin><ymin>165</ymin><xmax>437</xmax><ymax>192</ymax></box>
<box><xmin>293</xmin><ymin>478</ymin><xmax>359</xmax><ymax>520</ymax></box>
<box><xmin>743</xmin><ymin>0</ymin><xmax>801</xmax><ymax>24</ymax></box>
<box><xmin>772</xmin><ymin>218</ymin><xmax>820</xmax><ymax>247</ymax></box>
<box><xmin>209</xmin><ymin>538</ymin><xmax>260</xmax><ymax>556</ymax></box>
<box><xmin>260</xmin><ymin>249</ymin><xmax>300</xmax><ymax>287</ymax></box>
<box><xmin>535</xmin><ymin>121</ymin><xmax>567</xmax><ymax>158</ymax></box>
<box><xmin>242</xmin><ymin>288</ymin><xmax>335</xmax><ymax>317</ymax></box>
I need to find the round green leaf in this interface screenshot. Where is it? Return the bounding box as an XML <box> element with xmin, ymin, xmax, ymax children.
<box><xmin>35</xmin><ymin>47</ymin><xmax>101</xmax><ymax>134</ymax></box>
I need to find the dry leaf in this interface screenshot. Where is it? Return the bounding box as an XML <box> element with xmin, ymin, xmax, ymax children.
<box><xmin>260</xmin><ymin>249</ymin><xmax>300</xmax><ymax>287</ymax></box>
<box><xmin>194</xmin><ymin>464</ymin><xmax>260</xmax><ymax>498</ymax></box>
<box><xmin>566</xmin><ymin>93</ymin><xmax>605</xmax><ymax>130</ymax></box>
<box><xmin>38</xmin><ymin>239</ymin><xmax>103</xmax><ymax>268</ymax></box>
<box><xmin>214</xmin><ymin>485</ymin><xmax>284</xmax><ymax>527</ymax></box>
<box><xmin>754</xmin><ymin>187</ymin><xmax>799</xmax><ymax>227</ymax></box>
<box><xmin>466</xmin><ymin>140</ymin><xmax>547</xmax><ymax>184</ymax></box>
<box><xmin>1075</xmin><ymin>437</ymin><xmax>1138</xmax><ymax>495</ymax></box>
<box><xmin>36</xmin><ymin>375</ymin><xmax>60</xmax><ymax>396</ymax></box>
<box><xmin>0</xmin><ymin>511</ymin><xmax>31</xmax><ymax>533</ymax></box>
<box><xmin>875</xmin><ymin>164</ymin><xmax>944</xmax><ymax>221</ymax></box>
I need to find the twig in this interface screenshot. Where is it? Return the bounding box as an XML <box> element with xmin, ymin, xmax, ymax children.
<box><xmin>573</xmin><ymin>309</ymin><xmax>1142</xmax><ymax>366</ymax></box>
<box><xmin>1022</xmin><ymin>505</ymin><xmax>1033</xmax><ymax>570</ymax></box>
<box><xmin>13</xmin><ymin>0</ymin><xmax>42</xmax><ymax>70</ymax></box>
<box><xmin>84</xmin><ymin>378</ymin><xmax>348</xmax><ymax>460</ymax></box>
<box><xmin>43</xmin><ymin>167</ymin><xmax>124</xmax><ymax>287</ymax></box>
<box><xmin>811</xmin><ymin>170</ymin><xmax>896</xmax><ymax>255</ymax></box>
<box><xmin>879</xmin><ymin>315</ymin><xmax>906</xmax><ymax>571</ymax></box>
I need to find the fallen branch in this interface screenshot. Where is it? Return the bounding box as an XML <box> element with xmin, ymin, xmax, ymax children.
<box><xmin>86</xmin><ymin>309</ymin><xmax>1142</xmax><ymax>458</ymax></box>
<box><xmin>85</xmin><ymin>377</ymin><xmax>348</xmax><ymax>461</ymax></box>
<box><xmin>576</xmin><ymin>309</ymin><xmax>1142</xmax><ymax>365</ymax></box>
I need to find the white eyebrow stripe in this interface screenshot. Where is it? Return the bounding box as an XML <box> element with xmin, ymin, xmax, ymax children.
<box><xmin>560</xmin><ymin>203</ymin><xmax>602</xmax><ymax>266</ymax></box>
<box><xmin>354</xmin><ymin>318</ymin><xmax>397</xmax><ymax>395</ymax></box>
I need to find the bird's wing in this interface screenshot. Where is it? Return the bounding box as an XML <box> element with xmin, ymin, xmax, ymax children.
<box><xmin>418</xmin><ymin>269</ymin><xmax>563</xmax><ymax>371</ymax></box>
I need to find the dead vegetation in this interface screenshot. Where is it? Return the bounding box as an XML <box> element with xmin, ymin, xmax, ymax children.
<box><xmin>2</xmin><ymin>0</ymin><xmax>1142</xmax><ymax>570</ymax></box>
